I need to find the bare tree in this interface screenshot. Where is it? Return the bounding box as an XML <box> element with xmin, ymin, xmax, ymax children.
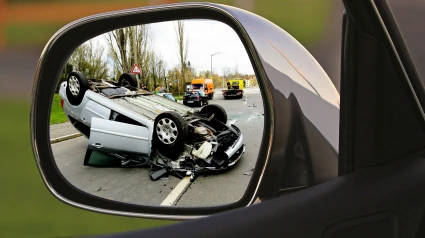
<box><xmin>150</xmin><ymin>52</ymin><xmax>165</xmax><ymax>89</ymax></box>
<box><xmin>167</xmin><ymin>66</ymin><xmax>182</xmax><ymax>93</ymax></box>
<box><xmin>222</xmin><ymin>66</ymin><xmax>231</xmax><ymax>80</ymax></box>
<box><xmin>105</xmin><ymin>25</ymin><xmax>152</xmax><ymax>83</ymax></box>
<box><xmin>56</xmin><ymin>62</ymin><xmax>73</xmax><ymax>92</ymax></box>
<box><xmin>232</xmin><ymin>64</ymin><xmax>241</xmax><ymax>78</ymax></box>
<box><xmin>68</xmin><ymin>40</ymin><xmax>108</xmax><ymax>79</ymax></box>
<box><xmin>175</xmin><ymin>20</ymin><xmax>189</xmax><ymax>91</ymax></box>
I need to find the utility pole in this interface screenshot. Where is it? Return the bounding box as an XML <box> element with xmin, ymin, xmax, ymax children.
<box><xmin>211</xmin><ymin>52</ymin><xmax>220</xmax><ymax>87</ymax></box>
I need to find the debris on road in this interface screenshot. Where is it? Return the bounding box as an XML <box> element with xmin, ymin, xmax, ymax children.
<box><xmin>243</xmin><ymin>168</ymin><xmax>254</xmax><ymax>176</ymax></box>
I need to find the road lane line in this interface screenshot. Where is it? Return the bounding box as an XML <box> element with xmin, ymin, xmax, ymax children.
<box><xmin>50</xmin><ymin>133</ymin><xmax>82</xmax><ymax>144</ymax></box>
<box><xmin>160</xmin><ymin>176</ymin><xmax>192</xmax><ymax>206</ymax></box>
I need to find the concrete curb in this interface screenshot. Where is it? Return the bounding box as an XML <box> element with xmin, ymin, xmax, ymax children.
<box><xmin>50</xmin><ymin>133</ymin><xmax>82</xmax><ymax>144</ymax></box>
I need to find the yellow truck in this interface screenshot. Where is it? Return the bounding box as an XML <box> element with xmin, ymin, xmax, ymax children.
<box><xmin>222</xmin><ymin>79</ymin><xmax>244</xmax><ymax>99</ymax></box>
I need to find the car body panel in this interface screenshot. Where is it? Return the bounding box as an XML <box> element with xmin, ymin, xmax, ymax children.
<box><xmin>59</xmin><ymin>81</ymin><xmax>245</xmax><ymax>168</ymax></box>
<box><xmin>220</xmin><ymin>5</ymin><xmax>340</xmax><ymax>152</ymax></box>
<box><xmin>80</xmin><ymin>100</ymin><xmax>112</xmax><ymax>124</ymax></box>
<box><xmin>88</xmin><ymin>117</ymin><xmax>151</xmax><ymax>158</ymax></box>
<box><xmin>60</xmin><ymin>82</ymin><xmax>197</xmax><ymax>126</ymax></box>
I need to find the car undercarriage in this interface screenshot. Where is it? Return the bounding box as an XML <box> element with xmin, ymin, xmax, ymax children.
<box><xmin>63</xmin><ymin>71</ymin><xmax>246</xmax><ymax>182</ymax></box>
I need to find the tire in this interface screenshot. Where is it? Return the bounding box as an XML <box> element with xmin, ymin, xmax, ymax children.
<box><xmin>66</xmin><ymin>71</ymin><xmax>90</xmax><ymax>106</ymax></box>
<box><xmin>200</xmin><ymin>104</ymin><xmax>227</xmax><ymax>124</ymax></box>
<box><xmin>118</xmin><ymin>73</ymin><xmax>138</xmax><ymax>88</ymax></box>
<box><xmin>152</xmin><ymin>111</ymin><xmax>188</xmax><ymax>160</ymax></box>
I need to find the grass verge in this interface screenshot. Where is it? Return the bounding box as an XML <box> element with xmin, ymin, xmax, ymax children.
<box><xmin>4</xmin><ymin>23</ymin><xmax>66</xmax><ymax>47</ymax></box>
<box><xmin>50</xmin><ymin>94</ymin><xmax>68</xmax><ymax>125</ymax></box>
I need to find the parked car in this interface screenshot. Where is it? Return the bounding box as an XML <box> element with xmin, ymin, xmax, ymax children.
<box><xmin>183</xmin><ymin>90</ymin><xmax>209</xmax><ymax>107</ymax></box>
<box><xmin>58</xmin><ymin>71</ymin><xmax>245</xmax><ymax>176</ymax></box>
<box><xmin>157</xmin><ymin>92</ymin><xmax>177</xmax><ymax>102</ymax></box>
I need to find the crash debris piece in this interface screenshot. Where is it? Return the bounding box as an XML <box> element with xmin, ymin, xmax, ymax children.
<box><xmin>243</xmin><ymin>168</ymin><xmax>254</xmax><ymax>176</ymax></box>
<box><xmin>150</xmin><ymin>168</ymin><xmax>168</xmax><ymax>181</ymax></box>
<box><xmin>192</xmin><ymin>142</ymin><xmax>213</xmax><ymax>159</ymax></box>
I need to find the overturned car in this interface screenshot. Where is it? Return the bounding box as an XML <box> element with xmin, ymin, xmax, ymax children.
<box><xmin>58</xmin><ymin>71</ymin><xmax>245</xmax><ymax>180</ymax></box>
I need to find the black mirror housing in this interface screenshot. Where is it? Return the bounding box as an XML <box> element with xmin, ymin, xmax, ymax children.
<box><xmin>30</xmin><ymin>2</ymin><xmax>339</xmax><ymax>220</ymax></box>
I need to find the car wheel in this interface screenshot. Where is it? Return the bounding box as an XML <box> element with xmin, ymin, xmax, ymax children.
<box><xmin>153</xmin><ymin>111</ymin><xmax>188</xmax><ymax>160</ymax></box>
<box><xmin>200</xmin><ymin>104</ymin><xmax>228</xmax><ymax>124</ymax></box>
<box><xmin>118</xmin><ymin>73</ymin><xmax>138</xmax><ymax>88</ymax></box>
<box><xmin>66</xmin><ymin>71</ymin><xmax>90</xmax><ymax>106</ymax></box>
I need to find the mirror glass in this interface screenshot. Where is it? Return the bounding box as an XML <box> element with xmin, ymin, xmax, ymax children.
<box><xmin>49</xmin><ymin>19</ymin><xmax>264</xmax><ymax>207</ymax></box>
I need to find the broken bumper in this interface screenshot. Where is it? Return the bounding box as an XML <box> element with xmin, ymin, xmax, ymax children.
<box><xmin>224</xmin><ymin>132</ymin><xmax>244</xmax><ymax>160</ymax></box>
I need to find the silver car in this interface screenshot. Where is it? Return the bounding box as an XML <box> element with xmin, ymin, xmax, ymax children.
<box><xmin>59</xmin><ymin>71</ymin><xmax>245</xmax><ymax>175</ymax></box>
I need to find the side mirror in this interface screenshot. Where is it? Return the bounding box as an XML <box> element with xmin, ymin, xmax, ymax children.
<box><xmin>31</xmin><ymin>3</ymin><xmax>339</xmax><ymax>220</ymax></box>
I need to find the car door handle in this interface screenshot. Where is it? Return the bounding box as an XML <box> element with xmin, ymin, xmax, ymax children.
<box><xmin>92</xmin><ymin>143</ymin><xmax>103</xmax><ymax>148</ymax></box>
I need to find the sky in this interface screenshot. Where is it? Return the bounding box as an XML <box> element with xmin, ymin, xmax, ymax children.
<box><xmin>89</xmin><ymin>19</ymin><xmax>255</xmax><ymax>76</ymax></box>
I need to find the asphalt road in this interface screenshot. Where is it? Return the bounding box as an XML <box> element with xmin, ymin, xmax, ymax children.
<box><xmin>51</xmin><ymin>87</ymin><xmax>264</xmax><ymax>207</ymax></box>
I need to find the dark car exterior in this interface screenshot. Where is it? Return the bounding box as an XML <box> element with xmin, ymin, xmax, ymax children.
<box><xmin>183</xmin><ymin>90</ymin><xmax>209</xmax><ymax>107</ymax></box>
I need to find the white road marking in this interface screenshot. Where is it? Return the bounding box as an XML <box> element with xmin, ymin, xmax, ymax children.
<box><xmin>160</xmin><ymin>176</ymin><xmax>192</xmax><ymax>206</ymax></box>
<box><xmin>247</xmin><ymin>116</ymin><xmax>256</xmax><ymax>122</ymax></box>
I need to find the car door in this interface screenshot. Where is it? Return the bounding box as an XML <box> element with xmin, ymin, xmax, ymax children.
<box><xmin>87</xmin><ymin>117</ymin><xmax>151</xmax><ymax>158</ymax></box>
<box><xmin>97</xmin><ymin>0</ymin><xmax>425</xmax><ymax>237</ymax></box>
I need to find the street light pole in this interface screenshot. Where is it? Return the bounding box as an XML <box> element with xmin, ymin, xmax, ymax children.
<box><xmin>210</xmin><ymin>52</ymin><xmax>220</xmax><ymax>86</ymax></box>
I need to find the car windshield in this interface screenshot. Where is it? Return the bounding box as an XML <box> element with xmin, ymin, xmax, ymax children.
<box><xmin>197</xmin><ymin>91</ymin><xmax>205</xmax><ymax>96</ymax></box>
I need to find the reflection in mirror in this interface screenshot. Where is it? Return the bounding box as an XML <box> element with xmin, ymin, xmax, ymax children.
<box><xmin>49</xmin><ymin>19</ymin><xmax>264</xmax><ymax>208</ymax></box>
